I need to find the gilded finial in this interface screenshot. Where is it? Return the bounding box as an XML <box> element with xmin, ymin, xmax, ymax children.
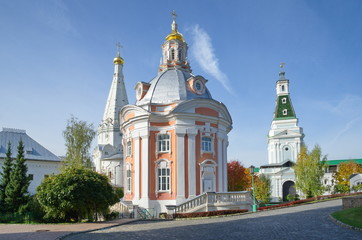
<box><xmin>165</xmin><ymin>10</ymin><xmax>184</xmax><ymax>42</ymax></box>
<box><xmin>114</xmin><ymin>42</ymin><xmax>124</xmax><ymax>64</ymax></box>
<box><xmin>280</xmin><ymin>62</ymin><xmax>286</xmax><ymax>69</ymax></box>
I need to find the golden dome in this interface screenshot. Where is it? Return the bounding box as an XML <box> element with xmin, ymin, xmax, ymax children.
<box><xmin>165</xmin><ymin>30</ymin><xmax>184</xmax><ymax>42</ymax></box>
<box><xmin>165</xmin><ymin>12</ymin><xmax>185</xmax><ymax>42</ymax></box>
<box><xmin>113</xmin><ymin>53</ymin><xmax>124</xmax><ymax>64</ymax></box>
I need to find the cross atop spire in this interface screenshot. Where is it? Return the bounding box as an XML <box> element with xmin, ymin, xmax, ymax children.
<box><xmin>280</xmin><ymin>62</ymin><xmax>286</xmax><ymax>70</ymax></box>
<box><xmin>172</xmin><ymin>10</ymin><xmax>177</xmax><ymax>21</ymax></box>
<box><xmin>279</xmin><ymin>62</ymin><xmax>286</xmax><ymax>80</ymax></box>
<box><xmin>116</xmin><ymin>42</ymin><xmax>123</xmax><ymax>57</ymax></box>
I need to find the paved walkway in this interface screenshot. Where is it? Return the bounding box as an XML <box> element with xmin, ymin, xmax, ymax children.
<box><xmin>65</xmin><ymin>199</ymin><xmax>362</xmax><ymax>240</ymax></box>
<box><xmin>0</xmin><ymin>218</ymin><xmax>137</xmax><ymax>240</ymax></box>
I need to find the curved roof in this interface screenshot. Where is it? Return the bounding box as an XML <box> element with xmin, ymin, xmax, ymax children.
<box><xmin>136</xmin><ymin>69</ymin><xmax>212</xmax><ymax>105</ymax></box>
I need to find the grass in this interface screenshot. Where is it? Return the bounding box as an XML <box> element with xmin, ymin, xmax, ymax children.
<box><xmin>332</xmin><ymin>206</ymin><xmax>362</xmax><ymax>229</ymax></box>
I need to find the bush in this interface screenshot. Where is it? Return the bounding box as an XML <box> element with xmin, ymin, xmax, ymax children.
<box><xmin>37</xmin><ymin>167</ymin><xmax>119</xmax><ymax>222</ymax></box>
<box><xmin>174</xmin><ymin>209</ymin><xmax>248</xmax><ymax>218</ymax></box>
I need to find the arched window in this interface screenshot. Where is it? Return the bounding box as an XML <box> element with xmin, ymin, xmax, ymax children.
<box><xmin>171</xmin><ymin>49</ymin><xmax>175</xmax><ymax>60</ymax></box>
<box><xmin>156</xmin><ymin>160</ymin><xmax>171</xmax><ymax>192</ymax></box>
<box><xmin>157</xmin><ymin>134</ymin><xmax>170</xmax><ymax>152</ymax></box>
<box><xmin>281</xmin><ymin>85</ymin><xmax>285</xmax><ymax>92</ymax></box>
<box><xmin>178</xmin><ymin>49</ymin><xmax>182</xmax><ymax>61</ymax></box>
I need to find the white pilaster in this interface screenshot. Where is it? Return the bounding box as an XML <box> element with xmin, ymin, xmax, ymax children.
<box><xmin>223</xmin><ymin>137</ymin><xmax>228</xmax><ymax>192</ymax></box>
<box><xmin>187</xmin><ymin>129</ymin><xmax>197</xmax><ymax>199</ymax></box>
<box><xmin>217</xmin><ymin>133</ymin><xmax>224</xmax><ymax>192</ymax></box>
<box><xmin>176</xmin><ymin>130</ymin><xmax>186</xmax><ymax>202</ymax></box>
<box><xmin>134</xmin><ymin>137</ymin><xmax>140</xmax><ymax>200</ymax></box>
<box><xmin>140</xmin><ymin>133</ymin><xmax>149</xmax><ymax>202</ymax></box>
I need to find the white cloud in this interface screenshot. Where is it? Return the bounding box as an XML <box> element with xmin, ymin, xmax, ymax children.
<box><xmin>189</xmin><ymin>25</ymin><xmax>234</xmax><ymax>95</ymax></box>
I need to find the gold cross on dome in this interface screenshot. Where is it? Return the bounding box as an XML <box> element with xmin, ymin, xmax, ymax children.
<box><xmin>172</xmin><ymin>10</ymin><xmax>177</xmax><ymax>21</ymax></box>
<box><xmin>280</xmin><ymin>62</ymin><xmax>286</xmax><ymax>69</ymax></box>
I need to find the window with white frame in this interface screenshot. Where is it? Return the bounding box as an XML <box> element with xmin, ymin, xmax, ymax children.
<box><xmin>202</xmin><ymin>136</ymin><xmax>212</xmax><ymax>152</ymax></box>
<box><xmin>157</xmin><ymin>161</ymin><xmax>170</xmax><ymax>191</ymax></box>
<box><xmin>282</xmin><ymin>97</ymin><xmax>287</xmax><ymax>104</ymax></box>
<box><xmin>157</xmin><ymin>134</ymin><xmax>170</xmax><ymax>152</ymax></box>
<box><xmin>283</xmin><ymin>109</ymin><xmax>288</xmax><ymax>115</ymax></box>
<box><xmin>126</xmin><ymin>141</ymin><xmax>132</xmax><ymax>156</ymax></box>
<box><xmin>126</xmin><ymin>165</ymin><xmax>132</xmax><ymax>193</ymax></box>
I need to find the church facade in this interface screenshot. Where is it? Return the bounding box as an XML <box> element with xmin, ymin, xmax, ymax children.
<box><xmin>94</xmin><ymin>15</ymin><xmax>232</xmax><ymax>214</ymax></box>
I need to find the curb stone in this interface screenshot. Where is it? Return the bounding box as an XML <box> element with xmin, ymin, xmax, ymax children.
<box><xmin>56</xmin><ymin>219</ymin><xmax>140</xmax><ymax>240</ymax></box>
<box><xmin>329</xmin><ymin>215</ymin><xmax>362</xmax><ymax>233</ymax></box>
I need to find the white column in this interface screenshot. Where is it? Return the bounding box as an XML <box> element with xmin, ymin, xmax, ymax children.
<box><xmin>223</xmin><ymin>137</ymin><xmax>228</xmax><ymax>192</ymax></box>
<box><xmin>140</xmin><ymin>133</ymin><xmax>149</xmax><ymax>202</ymax></box>
<box><xmin>187</xmin><ymin>129</ymin><xmax>197</xmax><ymax>199</ymax></box>
<box><xmin>217</xmin><ymin>133</ymin><xmax>224</xmax><ymax>192</ymax></box>
<box><xmin>134</xmin><ymin>137</ymin><xmax>140</xmax><ymax>200</ymax></box>
<box><xmin>176</xmin><ymin>131</ymin><xmax>186</xmax><ymax>202</ymax></box>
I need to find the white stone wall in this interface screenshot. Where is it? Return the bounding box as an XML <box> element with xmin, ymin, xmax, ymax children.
<box><xmin>0</xmin><ymin>159</ymin><xmax>61</xmax><ymax>195</ymax></box>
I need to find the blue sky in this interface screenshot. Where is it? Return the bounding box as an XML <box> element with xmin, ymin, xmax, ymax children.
<box><xmin>1</xmin><ymin>0</ymin><xmax>361</xmax><ymax>167</ymax></box>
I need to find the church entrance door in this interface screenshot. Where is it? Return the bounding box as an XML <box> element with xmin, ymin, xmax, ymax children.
<box><xmin>283</xmin><ymin>181</ymin><xmax>296</xmax><ymax>201</ymax></box>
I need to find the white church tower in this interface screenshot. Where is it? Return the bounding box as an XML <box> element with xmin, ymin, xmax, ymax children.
<box><xmin>260</xmin><ymin>64</ymin><xmax>304</xmax><ymax>202</ymax></box>
<box><xmin>93</xmin><ymin>46</ymin><xmax>129</xmax><ymax>187</ymax></box>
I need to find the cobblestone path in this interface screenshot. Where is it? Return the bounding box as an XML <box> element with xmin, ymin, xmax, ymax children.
<box><xmin>64</xmin><ymin>199</ymin><xmax>362</xmax><ymax>240</ymax></box>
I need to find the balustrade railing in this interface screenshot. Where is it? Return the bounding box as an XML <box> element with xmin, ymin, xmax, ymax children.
<box><xmin>176</xmin><ymin>191</ymin><xmax>251</xmax><ymax>213</ymax></box>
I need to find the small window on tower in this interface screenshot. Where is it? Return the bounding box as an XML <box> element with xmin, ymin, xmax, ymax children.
<box><xmin>171</xmin><ymin>49</ymin><xmax>175</xmax><ymax>60</ymax></box>
<box><xmin>282</xmin><ymin>98</ymin><xmax>287</xmax><ymax>104</ymax></box>
<box><xmin>283</xmin><ymin>109</ymin><xmax>288</xmax><ymax>115</ymax></box>
<box><xmin>281</xmin><ymin>85</ymin><xmax>285</xmax><ymax>92</ymax></box>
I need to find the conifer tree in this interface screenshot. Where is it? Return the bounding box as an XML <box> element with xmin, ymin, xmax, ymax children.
<box><xmin>5</xmin><ymin>139</ymin><xmax>31</xmax><ymax>213</ymax></box>
<box><xmin>0</xmin><ymin>142</ymin><xmax>13</xmax><ymax>212</ymax></box>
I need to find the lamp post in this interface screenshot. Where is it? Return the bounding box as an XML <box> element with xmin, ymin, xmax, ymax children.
<box><xmin>249</xmin><ymin>165</ymin><xmax>257</xmax><ymax>212</ymax></box>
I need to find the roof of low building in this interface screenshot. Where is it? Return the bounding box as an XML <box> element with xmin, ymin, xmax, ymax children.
<box><xmin>325</xmin><ymin>159</ymin><xmax>362</xmax><ymax>166</ymax></box>
<box><xmin>0</xmin><ymin>128</ymin><xmax>60</xmax><ymax>162</ymax></box>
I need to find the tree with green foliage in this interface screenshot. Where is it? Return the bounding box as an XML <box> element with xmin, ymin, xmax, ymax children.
<box><xmin>294</xmin><ymin>145</ymin><xmax>326</xmax><ymax>198</ymax></box>
<box><xmin>37</xmin><ymin>167</ymin><xmax>119</xmax><ymax>222</ymax></box>
<box><xmin>63</xmin><ymin>116</ymin><xmax>96</xmax><ymax>169</ymax></box>
<box><xmin>0</xmin><ymin>142</ymin><xmax>13</xmax><ymax>212</ymax></box>
<box><xmin>254</xmin><ymin>174</ymin><xmax>271</xmax><ymax>203</ymax></box>
<box><xmin>5</xmin><ymin>140</ymin><xmax>31</xmax><ymax>213</ymax></box>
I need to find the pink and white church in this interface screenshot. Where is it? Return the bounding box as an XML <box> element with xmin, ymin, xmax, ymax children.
<box><xmin>93</xmin><ymin>14</ymin><xmax>235</xmax><ymax>214</ymax></box>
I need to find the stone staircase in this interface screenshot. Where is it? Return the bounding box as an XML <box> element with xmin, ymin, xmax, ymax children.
<box><xmin>175</xmin><ymin>191</ymin><xmax>252</xmax><ymax>213</ymax></box>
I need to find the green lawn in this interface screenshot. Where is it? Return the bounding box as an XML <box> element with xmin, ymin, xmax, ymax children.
<box><xmin>332</xmin><ymin>206</ymin><xmax>362</xmax><ymax>229</ymax></box>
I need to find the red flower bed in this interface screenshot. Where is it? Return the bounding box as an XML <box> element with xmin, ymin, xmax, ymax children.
<box><xmin>174</xmin><ymin>209</ymin><xmax>248</xmax><ymax>218</ymax></box>
<box><xmin>257</xmin><ymin>192</ymin><xmax>362</xmax><ymax>211</ymax></box>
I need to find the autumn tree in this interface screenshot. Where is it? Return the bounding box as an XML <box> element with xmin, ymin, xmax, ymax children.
<box><xmin>294</xmin><ymin>145</ymin><xmax>326</xmax><ymax>198</ymax></box>
<box><xmin>333</xmin><ymin>161</ymin><xmax>362</xmax><ymax>193</ymax></box>
<box><xmin>254</xmin><ymin>174</ymin><xmax>271</xmax><ymax>203</ymax></box>
<box><xmin>227</xmin><ymin>160</ymin><xmax>251</xmax><ymax>191</ymax></box>
<box><xmin>63</xmin><ymin>116</ymin><xmax>96</xmax><ymax>169</ymax></box>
